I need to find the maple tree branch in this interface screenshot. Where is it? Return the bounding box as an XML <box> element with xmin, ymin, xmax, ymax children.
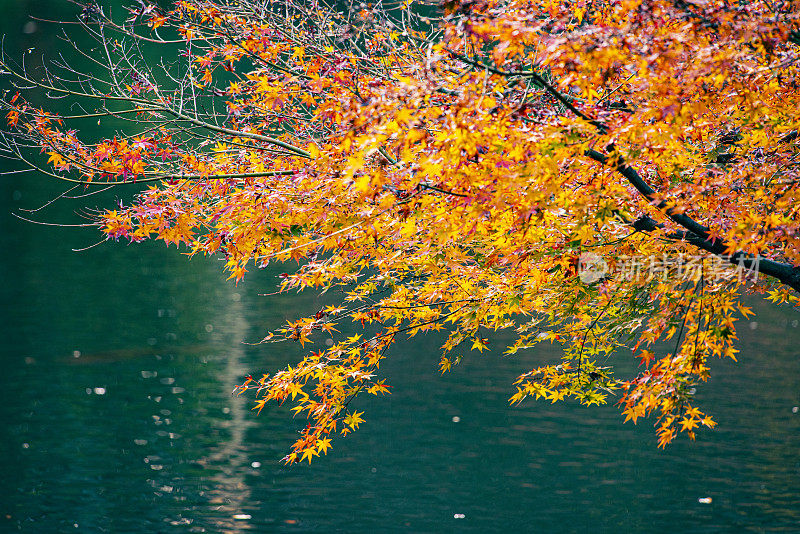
<box><xmin>417</xmin><ymin>183</ymin><xmax>468</xmax><ymax>197</ymax></box>
<box><xmin>445</xmin><ymin>48</ymin><xmax>609</xmax><ymax>133</ymax></box>
<box><xmin>577</xmin><ymin>297</ymin><xmax>615</xmax><ymax>378</ymax></box>
<box><xmin>0</xmin><ymin>59</ymin><xmax>154</xmax><ymax>106</ymax></box>
<box><xmin>9</xmin><ymin>145</ymin><xmax>295</xmax><ymax>185</ymax></box>
<box><xmin>1</xmin><ymin>53</ymin><xmax>313</xmax><ymax>160</ymax></box>
<box><xmin>4</xmin><ymin>0</ymin><xmax>797</xmax><ymax>461</ymax></box>
<box><xmin>586</xmin><ymin>149</ymin><xmax>800</xmax><ymax>292</ymax></box>
<box><xmin>586</xmin><ymin>149</ymin><xmax>711</xmax><ymax>238</ymax></box>
<box><xmin>156</xmin><ymin>106</ymin><xmax>313</xmax><ymax>159</ymax></box>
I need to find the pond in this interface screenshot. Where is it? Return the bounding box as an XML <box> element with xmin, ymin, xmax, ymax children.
<box><xmin>1</xmin><ymin>2</ymin><xmax>799</xmax><ymax>532</ymax></box>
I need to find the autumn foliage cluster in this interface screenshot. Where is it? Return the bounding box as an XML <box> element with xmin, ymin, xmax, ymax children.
<box><xmin>2</xmin><ymin>0</ymin><xmax>799</xmax><ymax>463</ymax></box>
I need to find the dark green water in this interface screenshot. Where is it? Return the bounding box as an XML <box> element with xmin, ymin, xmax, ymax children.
<box><xmin>1</xmin><ymin>2</ymin><xmax>799</xmax><ymax>532</ymax></box>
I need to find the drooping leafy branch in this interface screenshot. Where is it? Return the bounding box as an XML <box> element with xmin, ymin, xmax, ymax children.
<box><xmin>2</xmin><ymin>0</ymin><xmax>799</xmax><ymax>463</ymax></box>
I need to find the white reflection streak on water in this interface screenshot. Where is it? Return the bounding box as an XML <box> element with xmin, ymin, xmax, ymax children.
<box><xmin>202</xmin><ymin>299</ymin><xmax>256</xmax><ymax>532</ymax></box>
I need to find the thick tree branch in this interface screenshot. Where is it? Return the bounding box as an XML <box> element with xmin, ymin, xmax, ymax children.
<box><xmin>586</xmin><ymin>149</ymin><xmax>800</xmax><ymax>292</ymax></box>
